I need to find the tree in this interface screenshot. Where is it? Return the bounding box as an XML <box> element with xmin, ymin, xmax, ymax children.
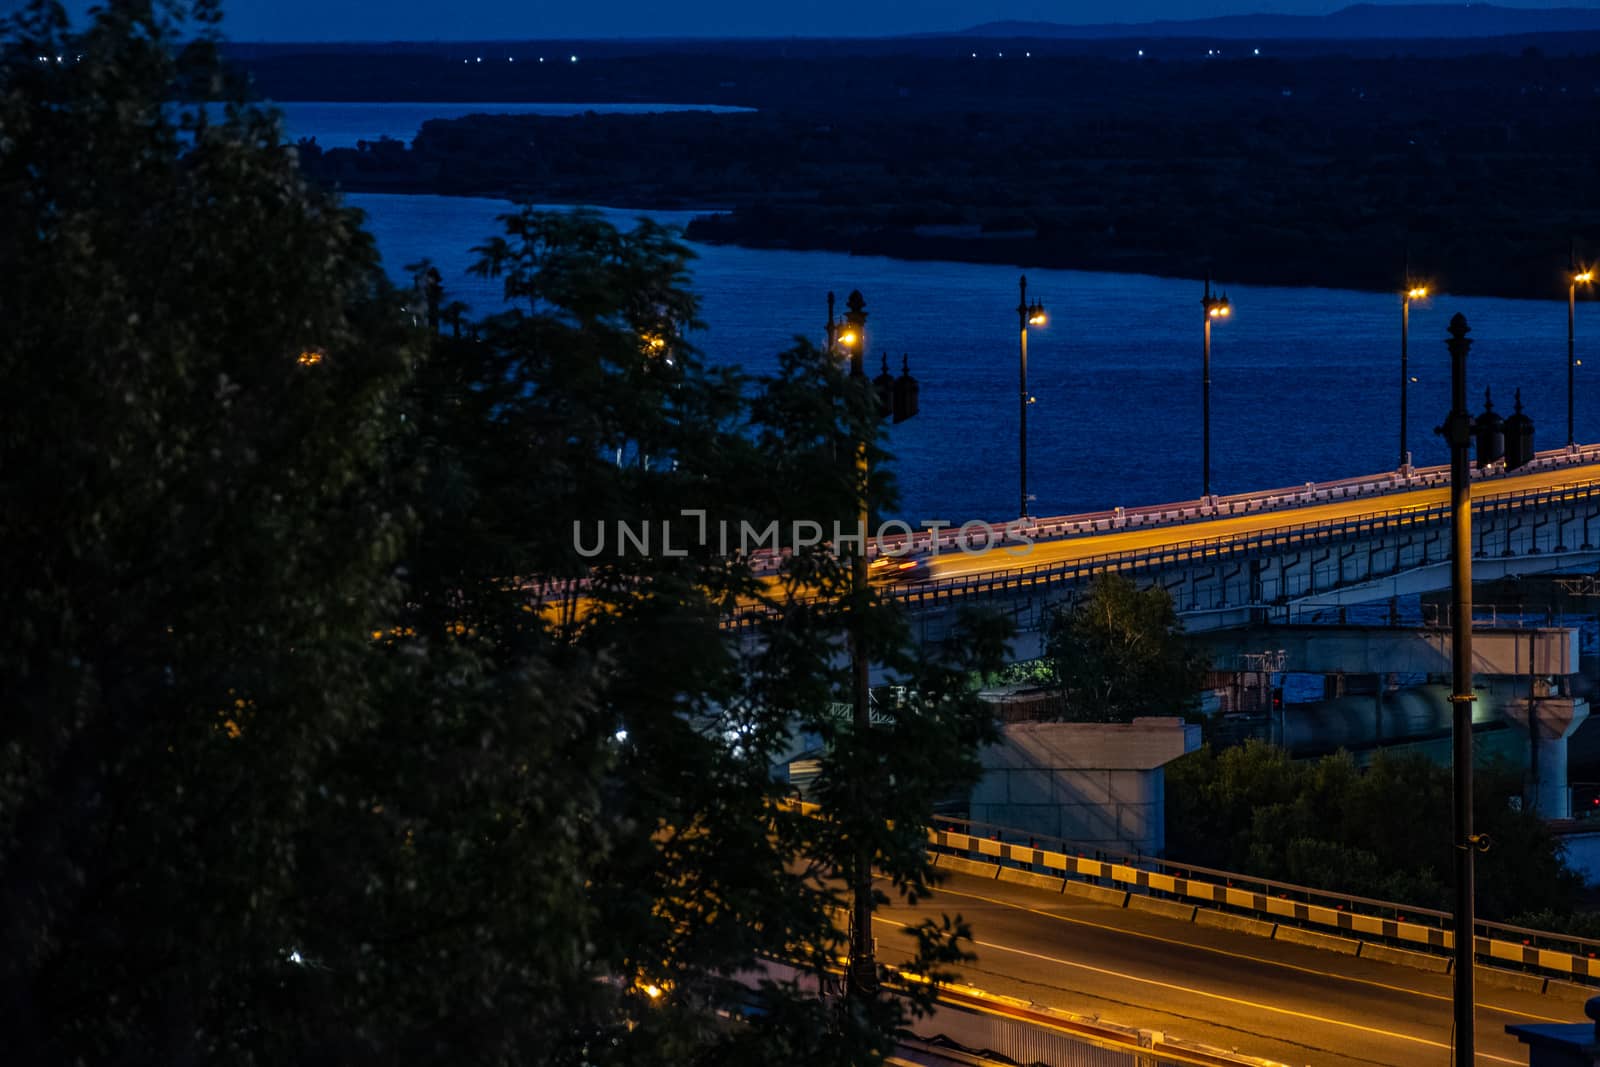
<box><xmin>409</xmin><ymin>205</ymin><xmax>1013</xmax><ymax>1063</ymax></box>
<box><xmin>1043</xmin><ymin>573</ymin><xmax>1204</xmax><ymax>722</ymax></box>
<box><xmin>0</xmin><ymin>5</ymin><xmax>1013</xmax><ymax>1061</ymax></box>
<box><xmin>1165</xmin><ymin>741</ymin><xmax>1586</xmax><ymax>921</ymax></box>
<box><xmin>0</xmin><ymin>0</ymin><xmax>420</xmax><ymax>1059</ymax></box>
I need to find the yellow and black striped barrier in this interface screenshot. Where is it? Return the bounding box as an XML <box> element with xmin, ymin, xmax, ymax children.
<box><xmin>928</xmin><ymin>827</ymin><xmax>1600</xmax><ymax>985</ymax></box>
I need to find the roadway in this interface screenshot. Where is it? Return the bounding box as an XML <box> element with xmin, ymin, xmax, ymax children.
<box><xmin>876</xmin><ymin>869</ymin><xmax>1590</xmax><ymax>1067</ymax></box>
<box><xmin>919</xmin><ymin>463</ymin><xmax>1600</xmax><ymax>585</ymax></box>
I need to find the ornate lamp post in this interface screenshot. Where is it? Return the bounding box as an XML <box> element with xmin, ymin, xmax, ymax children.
<box><xmin>1017</xmin><ymin>275</ymin><xmax>1047</xmax><ymax>518</ymax></box>
<box><xmin>1435</xmin><ymin>313</ymin><xmax>1536</xmax><ymax>1067</ymax></box>
<box><xmin>826</xmin><ymin>290</ymin><xmax>917</xmax><ymax>1002</ymax></box>
<box><xmin>1569</xmin><ymin>243</ymin><xmax>1593</xmax><ymax>447</ymax></box>
<box><xmin>1201</xmin><ymin>274</ymin><xmax>1231</xmax><ymax>499</ymax></box>
<box><xmin>1401</xmin><ymin>279</ymin><xmax>1428</xmax><ymax>469</ymax></box>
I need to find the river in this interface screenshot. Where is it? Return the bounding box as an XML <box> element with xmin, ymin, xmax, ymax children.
<box><xmin>283</xmin><ymin>103</ymin><xmax>1597</xmax><ymax>525</ymax></box>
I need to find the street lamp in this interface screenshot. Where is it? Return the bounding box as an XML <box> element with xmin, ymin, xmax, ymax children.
<box><xmin>1401</xmin><ymin>279</ymin><xmax>1429</xmax><ymax>470</ymax></box>
<box><xmin>1434</xmin><ymin>314</ymin><xmax>1536</xmax><ymax>1067</ymax></box>
<box><xmin>823</xmin><ymin>289</ymin><xmax>917</xmax><ymax>1003</ymax></box>
<box><xmin>1017</xmin><ymin>275</ymin><xmax>1047</xmax><ymax>518</ymax></box>
<box><xmin>1569</xmin><ymin>242</ymin><xmax>1594</xmax><ymax>447</ymax></box>
<box><xmin>1201</xmin><ymin>273</ymin><xmax>1231</xmax><ymax>499</ymax></box>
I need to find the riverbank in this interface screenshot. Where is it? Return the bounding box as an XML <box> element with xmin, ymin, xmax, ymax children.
<box><xmin>296</xmin><ymin>43</ymin><xmax>1600</xmax><ymax>300</ymax></box>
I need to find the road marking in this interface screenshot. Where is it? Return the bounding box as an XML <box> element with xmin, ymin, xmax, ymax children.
<box><xmin>918</xmin><ymin>882</ymin><xmax>1570</xmax><ymax>1025</ymax></box>
<box><xmin>944</xmin><ymin>929</ymin><xmax>1523</xmax><ymax>1065</ymax></box>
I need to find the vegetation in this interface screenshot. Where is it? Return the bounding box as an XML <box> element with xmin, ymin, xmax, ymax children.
<box><xmin>1166</xmin><ymin>742</ymin><xmax>1585</xmax><ymax>923</ymax></box>
<box><xmin>0</xmin><ymin>3</ymin><xmax>1011</xmax><ymax>1062</ymax></box>
<box><xmin>1041</xmin><ymin>575</ymin><xmax>1204</xmax><ymax>722</ymax></box>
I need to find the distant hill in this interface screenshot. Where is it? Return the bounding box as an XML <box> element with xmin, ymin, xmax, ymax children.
<box><xmin>956</xmin><ymin>3</ymin><xmax>1600</xmax><ymax>40</ymax></box>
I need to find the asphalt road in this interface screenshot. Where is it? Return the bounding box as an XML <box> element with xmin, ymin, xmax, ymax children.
<box><xmin>924</xmin><ymin>463</ymin><xmax>1600</xmax><ymax>583</ymax></box>
<box><xmin>875</xmin><ymin>869</ymin><xmax>1592</xmax><ymax>1067</ymax></box>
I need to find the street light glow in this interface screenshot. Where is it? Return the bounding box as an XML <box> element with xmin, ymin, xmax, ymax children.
<box><xmin>297</xmin><ymin>349</ymin><xmax>324</xmax><ymax>366</ymax></box>
<box><xmin>1577</xmin><ymin>271</ymin><xmax>1595</xmax><ymax>285</ymax></box>
<box><xmin>836</xmin><ymin>329</ymin><xmax>858</xmax><ymax>347</ymax></box>
<box><xmin>1407</xmin><ymin>286</ymin><xmax>1429</xmax><ymax>300</ymax></box>
<box><xmin>1028</xmin><ymin>309</ymin><xmax>1047</xmax><ymax>326</ymax></box>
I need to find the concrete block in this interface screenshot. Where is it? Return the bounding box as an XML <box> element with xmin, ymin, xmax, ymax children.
<box><xmin>1126</xmin><ymin>894</ymin><xmax>1197</xmax><ymax>922</ymax></box>
<box><xmin>1195</xmin><ymin>910</ymin><xmax>1277</xmax><ymax>939</ymax></box>
<box><xmin>1058</xmin><ymin>804</ymin><xmax>1119</xmax><ymax>844</ymax></box>
<box><xmin>1052</xmin><ymin>770</ymin><xmax>1114</xmax><ymax>807</ymax></box>
<box><xmin>1061</xmin><ymin>881</ymin><xmax>1129</xmax><ymax>907</ymax></box>
<box><xmin>1007</xmin><ymin>769</ymin><xmax>1055</xmax><ymax>805</ymax></box>
<box><xmin>1543</xmin><ymin>977</ymin><xmax>1599</xmax><ymax>999</ymax></box>
<box><xmin>997</xmin><ymin>868</ymin><xmax>1067</xmax><ymax>893</ymax></box>
<box><xmin>1359</xmin><ymin>943</ymin><xmax>1451</xmax><ymax>973</ymax></box>
<box><xmin>1115</xmin><ymin>803</ymin><xmax>1157</xmax><ymax>845</ymax></box>
<box><xmin>1475</xmin><ymin>965</ymin><xmax>1547</xmax><ymax>994</ymax></box>
<box><xmin>1273</xmin><ymin>925</ymin><xmax>1362</xmax><ymax>955</ymax></box>
<box><xmin>969</xmin><ymin>776</ymin><xmax>1009</xmax><ymax>805</ymax></box>
<box><xmin>937</xmin><ymin>855</ymin><xmax>1001</xmax><ymax>880</ymax></box>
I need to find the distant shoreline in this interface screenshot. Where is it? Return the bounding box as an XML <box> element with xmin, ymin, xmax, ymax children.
<box><xmin>334</xmin><ymin>181</ymin><xmax>1574</xmax><ymax>303</ymax></box>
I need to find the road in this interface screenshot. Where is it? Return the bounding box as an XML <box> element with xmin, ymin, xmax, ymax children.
<box><xmin>921</xmin><ymin>463</ymin><xmax>1600</xmax><ymax>584</ymax></box>
<box><xmin>876</xmin><ymin>869</ymin><xmax>1589</xmax><ymax>1067</ymax></box>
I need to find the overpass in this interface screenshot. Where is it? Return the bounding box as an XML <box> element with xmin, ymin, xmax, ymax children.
<box><xmin>824</xmin><ymin>445</ymin><xmax>1600</xmax><ymax>653</ymax></box>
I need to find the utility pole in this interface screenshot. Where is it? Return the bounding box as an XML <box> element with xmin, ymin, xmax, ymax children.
<box><xmin>1440</xmin><ymin>311</ymin><xmax>1477</xmax><ymax>1067</ymax></box>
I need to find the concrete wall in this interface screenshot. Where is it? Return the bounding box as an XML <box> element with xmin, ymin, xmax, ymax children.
<box><xmin>970</xmin><ymin>717</ymin><xmax>1201</xmax><ymax>856</ymax></box>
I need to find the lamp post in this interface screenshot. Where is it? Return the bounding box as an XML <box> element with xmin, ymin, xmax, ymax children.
<box><xmin>1438</xmin><ymin>313</ymin><xmax>1479</xmax><ymax>1067</ymax></box>
<box><xmin>1434</xmin><ymin>314</ymin><xmax>1537</xmax><ymax>1067</ymax></box>
<box><xmin>1017</xmin><ymin>275</ymin><xmax>1047</xmax><ymax>518</ymax></box>
<box><xmin>1569</xmin><ymin>244</ymin><xmax>1593</xmax><ymax>447</ymax></box>
<box><xmin>1201</xmin><ymin>274</ymin><xmax>1231</xmax><ymax>499</ymax></box>
<box><xmin>829</xmin><ymin>290</ymin><xmax>876</xmax><ymax>999</ymax></box>
<box><xmin>1401</xmin><ymin>281</ymin><xmax>1428</xmax><ymax>470</ymax></box>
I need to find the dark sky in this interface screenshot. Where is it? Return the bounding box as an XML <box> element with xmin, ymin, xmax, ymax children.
<box><xmin>45</xmin><ymin>0</ymin><xmax>1599</xmax><ymax>39</ymax></box>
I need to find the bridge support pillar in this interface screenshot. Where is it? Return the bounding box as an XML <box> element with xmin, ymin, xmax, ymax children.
<box><xmin>1504</xmin><ymin>696</ymin><xmax>1590</xmax><ymax>819</ymax></box>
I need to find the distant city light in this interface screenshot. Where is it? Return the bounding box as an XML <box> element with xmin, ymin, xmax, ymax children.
<box><xmin>1254</xmin><ymin>48</ymin><xmax>1261</xmax><ymax>55</ymax></box>
<box><xmin>476</xmin><ymin>56</ymin><xmax>482</xmax><ymax>63</ymax></box>
<box><xmin>570</xmin><ymin>55</ymin><xmax>578</xmax><ymax>63</ymax></box>
<box><xmin>1138</xmin><ymin>49</ymin><xmax>1144</xmax><ymax>56</ymax></box>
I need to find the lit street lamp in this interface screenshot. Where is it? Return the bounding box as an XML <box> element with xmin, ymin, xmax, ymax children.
<box><xmin>1201</xmin><ymin>274</ymin><xmax>1231</xmax><ymax>499</ymax></box>
<box><xmin>1569</xmin><ymin>242</ymin><xmax>1594</xmax><ymax>447</ymax></box>
<box><xmin>1017</xmin><ymin>275</ymin><xmax>1047</xmax><ymax>518</ymax></box>
<box><xmin>824</xmin><ymin>289</ymin><xmax>917</xmax><ymax>1003</ymax></box>
<box><xmin>1401</xmin><ymin>278</ymin><xmax>1428</xmax><ymax>469</ymax></box>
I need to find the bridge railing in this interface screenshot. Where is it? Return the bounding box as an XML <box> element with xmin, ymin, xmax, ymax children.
<box><xmin>755</xmin><ymin>444</ymin><xmax>1600</xmax><ymax>571</ymax></box>
<box><xmin>930</xmin><ymin>813</ymin><xmax>1600</xmax><ymax>985</ymax></box>
<box><xmin>721</xmin><ymin>473</ymin><xmax>1600</xmax><ymax>627</ymax></box>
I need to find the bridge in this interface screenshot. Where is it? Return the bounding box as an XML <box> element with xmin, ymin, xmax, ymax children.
<box><xmin>832</xmin><ymin>445</ymin><xmax>1600</xmax><ymax>654</ymax></box>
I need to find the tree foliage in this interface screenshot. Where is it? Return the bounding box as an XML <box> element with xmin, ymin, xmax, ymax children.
<box><xmin>0</xmin><ymin>4</ymin><xmax>1012</xmax><ymax>1062</ymax></box>
<box><xmin>1166</xmin><ymin>741</ymin><xmax>1586</xmax><ymax>922</ymax></box>
<box><xmin>1043</xmin><ymin>573</ymin><xmax>1204</xmax><ymax>722</ymax></box>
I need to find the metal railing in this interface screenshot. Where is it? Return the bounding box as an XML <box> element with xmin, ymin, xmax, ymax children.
<box><xmin>929</xmin><ymin>814</ymin><xmax>1600</xmax><ymax>983</ymax></box>
<box><xmin>723</xmin><ymin>472</ymin><xmax>1600</xmax><ymax>628</ymax></box>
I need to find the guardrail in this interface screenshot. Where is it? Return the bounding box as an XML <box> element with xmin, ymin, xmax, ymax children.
<box><xmin>742</xmin><ymin>445</ymin><xmax>1600</xmax><ymax>571</ymax></box>
<box><xmin>928</xmin><ymin>814</ymin><xmax>1600</xmax><ymax>987</ymax></box>
<box><xmin>724</xmin><ymin>471</ymin><xmax>1600</xmax><ymax>628</ymax></box>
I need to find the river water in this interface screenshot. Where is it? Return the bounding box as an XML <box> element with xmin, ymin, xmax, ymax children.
<box><xmin>283</xmin><ymin>104</ymin><xmax>1599</xmax><ymax>525</ymax></box>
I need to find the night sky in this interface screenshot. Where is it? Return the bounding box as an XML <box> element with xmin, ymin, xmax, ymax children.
<box><xmin>43</xmin><ymin>0</ymin><xmax>1600</xmax><ymax>40</ymax></box>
